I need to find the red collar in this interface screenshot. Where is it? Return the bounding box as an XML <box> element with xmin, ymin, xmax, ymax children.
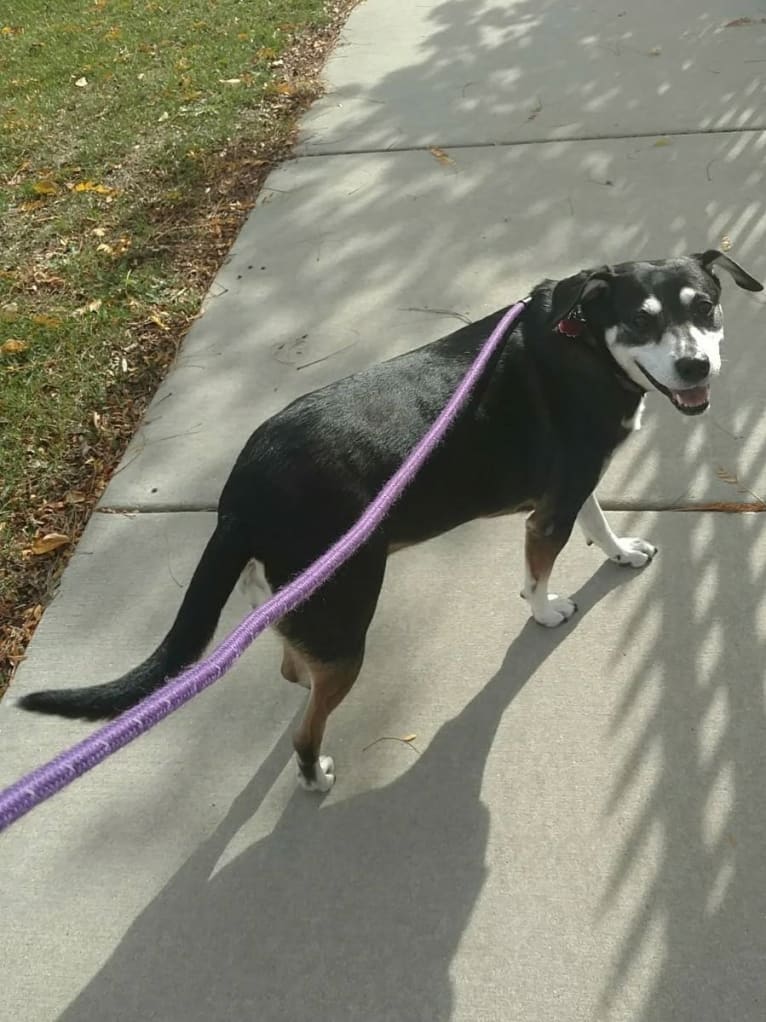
<box><xmin>556</xmin><ymin>316</ymin><xmax>585</xmax><ymax>337</ymax></box>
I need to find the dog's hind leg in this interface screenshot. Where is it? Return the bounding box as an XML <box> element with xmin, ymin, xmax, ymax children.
<box><xmin>522</xmin><ymin>510</ymin><xmax>577</xmax><ymax>628</ymax></box>
<box><xmin>577</xmin><ymin>494</ymin><xmax>657</xmax><ymax>567</ymax></box>
<box><xmin>281</xmin><ymin>642</ymin><xmax>310</xmax><ymax>688</ymax></box>
<box><xmin>291</xmin><ymin>649</ymin><xmax>364</xmax><ymax>792</ymax></box>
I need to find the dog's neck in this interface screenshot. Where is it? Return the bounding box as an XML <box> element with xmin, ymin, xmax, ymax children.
<box><xmin>556</xmin><ymin>305</ymin><xmax>645</xmax><ymax>399</ymax></box>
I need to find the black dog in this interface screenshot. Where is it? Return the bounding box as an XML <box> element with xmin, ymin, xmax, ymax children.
<box><xmin>20</xmin><ymin>251</ymin><xmax>762</xmax><ymax>791</ymax></box>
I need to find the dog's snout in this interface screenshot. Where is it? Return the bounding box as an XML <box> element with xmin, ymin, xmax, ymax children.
<box><xmin>675</xmin><ymin>355</ymin><xmax>710</xmax><ymax>384</ymax></box>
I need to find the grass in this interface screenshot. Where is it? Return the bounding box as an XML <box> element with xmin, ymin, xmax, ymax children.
<box><xmin>0</xmin><ymin>0</ymin><xmax>354</xmax><ymax>692</ymax></box>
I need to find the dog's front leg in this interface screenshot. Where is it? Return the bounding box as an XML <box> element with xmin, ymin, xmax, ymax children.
<box><xmin>577</xmin><ymin>493</ymin><xmax>657</xmax><ymax>567</ymax></box>
<box><xmin>522</xmin><ymin>510</ymin><xmax>578</xmax><ymax>628</ymax></box>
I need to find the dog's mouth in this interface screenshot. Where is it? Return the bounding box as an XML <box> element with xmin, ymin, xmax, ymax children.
<box><xmin>635</xmin><ymin>363</ymin><xmax>710</xmax><ymax>416</ymax></box>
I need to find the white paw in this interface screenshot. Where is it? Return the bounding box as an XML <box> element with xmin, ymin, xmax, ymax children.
<box><xmin>531</xmin><ymin>594</ymin><xmax>577</xmax><ymax>628</ymax></box>
<box><xmin>297</xmin><ymin>755</ymin><xmax>335</xmax><ymax>793</ymax></box>
<box><xmin>610</xmin><ymin>537</ymin><xmax>658</xmax><ymax>568</ymax></box>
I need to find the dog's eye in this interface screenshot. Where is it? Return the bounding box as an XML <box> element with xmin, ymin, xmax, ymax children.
<box><xmin>696</xmin><ymin>299</ymin><xmax>715</xmax><ymax>319</ymax></box>
<box><xmin>631</xmin><ymin>310</ymin><xmax>652</xmax><ymax>330</ymax></box>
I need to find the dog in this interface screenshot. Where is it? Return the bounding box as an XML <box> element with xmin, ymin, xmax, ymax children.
<box><xmin>19</xmin><ymin>250</ymin><xmax>762</xmax><ymax>791</ymax></box>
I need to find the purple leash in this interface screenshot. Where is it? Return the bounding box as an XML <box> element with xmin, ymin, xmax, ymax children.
<box><xmin>0</xmin><ymin>300</ymin><xmax>527</xmax><ymax>834</ymax></box>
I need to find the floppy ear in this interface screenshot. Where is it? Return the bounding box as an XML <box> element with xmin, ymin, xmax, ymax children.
<box><xmin>548</xmin><ymin>266</ymin><xmax>612</xmax><ymax>330</ymax></box>
<box><xmin>692</xmin><ymin>250</ymin><xmax>763</xmax><ymax>292</ymax></box>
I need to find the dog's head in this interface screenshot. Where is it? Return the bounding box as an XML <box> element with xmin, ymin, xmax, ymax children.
<box><xmin>549</xmin><ymin>251</ymin><xmax>763</xmax><ymax>415</ymax></box>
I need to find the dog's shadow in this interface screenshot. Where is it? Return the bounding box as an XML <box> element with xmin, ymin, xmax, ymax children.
<box><xmin>59</xmin><ymin>565</ymin><xmax>630</xmax><ymax>1021</ymax></box>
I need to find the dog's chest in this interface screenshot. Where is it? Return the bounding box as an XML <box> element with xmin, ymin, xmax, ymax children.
<box><xmin>620</xmin><ymin>396</ymin><xmax>645</xmax><ymax>436</ymax></box>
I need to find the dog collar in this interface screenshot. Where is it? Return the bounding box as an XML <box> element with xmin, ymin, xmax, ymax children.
<box><xmin>556</xmin><ymin>316</ymin><xmax>584</xmax><ymax>337</ymax></box>
<box><xmin>555</xmin><ymin>304</ymin><xmax>587</xmax><ymax>338</ymax></box>
<box><xmin>556</xmin><ymin>306</ymin><xmax>644</xmax><ymax>396</ymax></box>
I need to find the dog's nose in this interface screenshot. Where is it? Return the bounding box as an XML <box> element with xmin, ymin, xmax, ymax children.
<box><xmin>675</xmin><ymin>355</ymin><xmax>710</xmax><ymax>383</ymax></box>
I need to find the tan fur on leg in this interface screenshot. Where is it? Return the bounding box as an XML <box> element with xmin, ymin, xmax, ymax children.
<box><xmin>523</xmin><ymin>513</ymin><xmax>576</xmax><ymax>627</ymax></box>
<box><xmin>293</xmin><ymin>653</ymin><xmax>363</xmax><ymax>792</ymax></box>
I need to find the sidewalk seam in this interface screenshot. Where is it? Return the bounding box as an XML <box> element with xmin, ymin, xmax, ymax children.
<box><xmin>295</xmin><ymin>124</ymin><xmax>766</xmax><ymax>158</ymax></box>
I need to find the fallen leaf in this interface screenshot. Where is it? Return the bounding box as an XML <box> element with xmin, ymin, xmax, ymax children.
<box><xmin>716</xmin><ymin>465</ymin><xmax>739</xmax><ymax>486</ymax></box>
<box><xmin>653</xmin><ymin>137</ymin><xmax>671</xmax><ymax>147</ymax></box>
<box><xmin>720</xmin><ymin>235</ymin><xmax>732</xmax><ymax>251</ymax></box>
<box><xmin>429</xmin><ymin>146</ymin><xmax>455</xmax><ymax>167</ymax></box>
<box><xmin>274</xmin><ymin>81</ymin><xmax>296</xmax><ymax>95</ymax></box>
<box><xmin>1</xmin><ymin>338</ymin><xmax>27</xmax><ymax>354</ymax></box>
<box><xmin>158</xmin><ymin>110</ymin><xmax>169</xmax><ymax>122</ymax></box>
<box><xmin>30</xmin><ymin>533</ymin><xmax>70</xmax><ymax>556</ymax></box>
<box><xmin>400</xmin><ymin>734</ymin><xmax>417</xmax><ymax>743</ymax></box>
<box><xmin>73</xmin><ymin>180</ymin><xmax>116</xmax><ymax>195</ymax></box>
<box><xmin>219</xmin><ymin>78</ymin><xmax>242</xmax><ymax>85</ymax></box>
<box><xmin>32</xmin><ymin>179</ymin><xmax>58</xmax><ymax>196</ymax></box>
<box><xmin>96</xmin><ymin>242</ymin><xmax>114</xmax><ymax>254</ymax></box>
<box><xmin>31</xmin><ymin>314</ymin><xmax>62</xmax><ymax>328</ymax></box>
<box><xmin>648</xmin><ymin>46</ymin><xmax>662</xmax><ymax>56</ymax></box>
<box><xmin>74</xmin><ymin>76</ymin><xmax>88</xmax><ymax>88</ymax></box>
<box><xmin>72</xmin><ymin>298</ymin><xmax>103</xmax><ymax>316</ymax></box>
<box><xmin>148</xmin><ymin>311</ymin><xmax>170</xmax><ymax>330</ymax></box>
<box><xmin>92</xmin><ymin>226</ymin><xmax>107</xmax><ymax>237</ymax></box>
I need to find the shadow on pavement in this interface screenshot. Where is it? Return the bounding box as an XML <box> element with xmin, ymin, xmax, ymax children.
<box><xmin>56</xmin><ymin>566</ymin><xmax>629</xmax><ymax>1021</ymax></box>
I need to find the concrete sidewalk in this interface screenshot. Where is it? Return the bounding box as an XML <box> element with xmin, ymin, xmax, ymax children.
<box><xmin>3</xmin><ymin>2</ymin><xmax>766</xmax><ymax>1020</ymax></box>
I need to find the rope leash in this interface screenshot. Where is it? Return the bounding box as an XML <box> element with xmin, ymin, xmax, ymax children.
<box><xmin>0</xmin><ymin>300</ymin><xmax>527</xmax><ymax>834</ymax></box>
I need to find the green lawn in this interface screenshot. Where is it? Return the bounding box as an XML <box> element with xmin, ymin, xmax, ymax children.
<box><xmin>0</xmin><ymin>0</ymin><xmax>350</xmax><ymax>688</ymax></box>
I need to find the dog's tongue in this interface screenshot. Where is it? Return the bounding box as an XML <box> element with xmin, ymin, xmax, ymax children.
<box><xmin>672</xmin><ymin>385</ymin><xmax>709</xmax><ymax>408</ymax></box>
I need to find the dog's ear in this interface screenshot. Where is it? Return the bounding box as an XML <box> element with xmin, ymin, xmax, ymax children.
<box><xmin>548</xmin><ymin>266</ymin><xmax>613</xmax><ymax>330</ymax></box>
<box><xmin>692</xmin><ymin>250</ymin><xmax>763</xmax><ymax>292</ymax></box>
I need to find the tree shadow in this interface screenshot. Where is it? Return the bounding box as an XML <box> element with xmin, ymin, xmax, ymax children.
<box><xmin>596</xmin><ymin>525</ymin><xmax>766</xmax><ymax>1019</ymax></box>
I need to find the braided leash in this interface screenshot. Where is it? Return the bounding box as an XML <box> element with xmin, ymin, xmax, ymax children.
<box><xmin>0</xmin><ymin>300</ymin><xmax>527</xmax><ymax>834</ymax></box>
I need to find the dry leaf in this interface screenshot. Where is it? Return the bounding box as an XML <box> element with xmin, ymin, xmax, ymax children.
<box><xmin>148</xmin><ymin>311</ymin><xmax>170</xmax><ymax>330</ymax></box>
<box><xmin>429</xmin><ymin>146</ymin><xmax>455</xmax><ymax>167</ymax></box>
<box><xmin>32</xmin><ymin>179</ymin><xmax>58</xmax><ymax>196</ymax></box>
<box><xmin>219</xmin><ymin>78</ymin><xmax>242</xmax><ymax>85</ymax></box>
<box><xmin>72</xmin><ymin>298</ymin><xmax>103</xmax><ymax>316</ymax></box>
<box><xmin>30</xmin><ymin>533</ymin><xmax>70</xmax><ymax>556</ymax></box>
<box><xmin>31</xmin><ymin>314</ymin><xmax>62</xmax><ymax>328</ymax></box>
<box><xmin>653</xmin><ymin>138</ymin><xmax>671</xmax><ymax>147</ymax></box>
<box><xmin>716</xmin><ymin>465</ymin><xmax>740</xmax><ymax>486</ymax></box>
<box><xmin>158</xmin><ymin>110</ymin><xmax>169</xmax><ymax>122</ymax></box>
<box><xmin>648</xmin><ymin>46</ymin><xmax>662</xmax><ymax>56</ymax></box>
<box><xmin>400</xmin><ymin>734</ymin><xmax>417</xmax><ymax>743</ymax></box>
<box><xmin>74</xmin><ymin>76</ymin><xmax>88</xmax><ymax>88</ymax></box>
<box><xmin>73</xmin><ymin>180</ymin><xmax>116</xmax><ymax>195</ymax></box>
<box><xmin>96</xmin><ymin>242</ymin><xmax>114</xmax><ymax>254</ymax></box>
<box><xmin>1</xmin><ymin>338</ymin><xmax>28</xmax><ymax>354</ymax></box>
<box><xmin>92</xmin><ymin>226</ymin><xmax>107</xmax><ymax>237</ymax></box>
<box><xmin>720</xmin><ymin>235</ymin><xmax>732</xmax><ymax>251</ymax></box>
<box><xmin>274</xmin><ymin>81</ymin><xmax>296</xmax><ymax>95</ymax></box>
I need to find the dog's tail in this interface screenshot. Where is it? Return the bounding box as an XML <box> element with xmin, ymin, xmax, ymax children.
<box><xmin>18</xmin><ymin>516</ymin><xmax>253</xmax><ymax>721</ymax></box>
